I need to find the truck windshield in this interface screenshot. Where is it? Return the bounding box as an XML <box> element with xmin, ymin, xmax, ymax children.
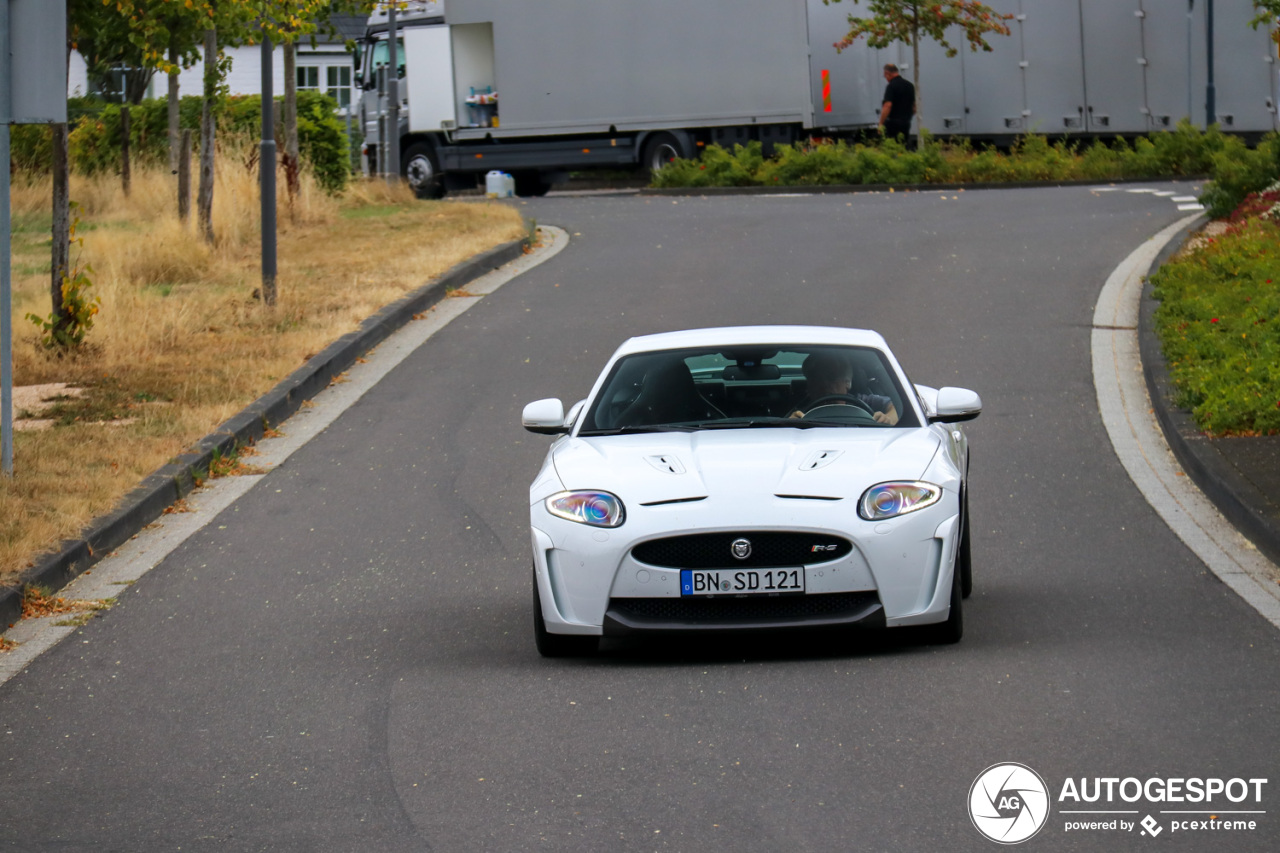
<box><xmin>370</xmin><ymin>38</ymin><xmax>405</xmax><ymax>77</ymax></box>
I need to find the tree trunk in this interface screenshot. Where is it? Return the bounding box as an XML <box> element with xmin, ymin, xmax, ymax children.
<box><xmin>121</xmin><ymin>106</ymin><xmax>132</xmax><ymax>197</ymax></box>
<box><xmin>911</xmin><ymin>19</ymin><xmax>921</xmax><ymax>137</ymax></box>
<box><xmin>198</xmin><ymin>27</ymin><xmax>217</xmax><ymax>245</ymax></box>
<box><xmin>283</xmin><ymin>41</ymin><xmax>300</xmax><ymax>204</ymax></box>
<box><xmin>179</xmin><ymin>129</ymin><xmax>192</xmax><ymax>222</ymax></box>
<box><xmin>51</xmin><ymin>124</ymin><xmax>70</xmax><ymax>325</ymax></box>
<box><xmin>168</xmin><ymin>39</ymin><xmax>180</xmax><ymax>173</ymax></box>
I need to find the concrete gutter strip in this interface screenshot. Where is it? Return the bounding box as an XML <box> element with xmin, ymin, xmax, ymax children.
<box><xmin>1139</xmin><ymin>224</ymin><xmax>1280</xmax><ymax>569</ymax></box>
<box><xmin>0</xmin><ymin>238</ymin><xmax>527</xmax><ymax>629</ymax></box>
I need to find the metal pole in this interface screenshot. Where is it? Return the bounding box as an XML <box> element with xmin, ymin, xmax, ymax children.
<box><xmin>1206</xmin><ymin>0</ymin><xmax>1216</xmax><ymax>127</ymax></box>
<box><xmin>2</xmin><ymin>0</ymin><xmax>15</xmax><ymax>476</ymax></box>
<box><xmin>386</xmin><ymin>4</ymin><xmax>400</xmax><ymax>185</ymax></box>
<box><xmin>1187</xmin><ymin>0</ymin><xmax>1194</xmax><ymax>123</ymax></box>
<box><xmin>261</xmin><ymin>34</ymin><xmax>277</xmax><ymax>306</ymax></box>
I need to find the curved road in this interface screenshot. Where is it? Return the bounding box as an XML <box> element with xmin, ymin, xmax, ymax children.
<box><xmin>1</xmin><ymin>185</ymin><xmax>1276</xmax><ymax>851</ymax></box>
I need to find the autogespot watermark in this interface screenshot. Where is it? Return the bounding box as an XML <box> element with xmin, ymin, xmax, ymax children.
<box><xmin>969</xmin><ymin>765</ymin><xmax>1270</xmax><ymax>844</ymax></box>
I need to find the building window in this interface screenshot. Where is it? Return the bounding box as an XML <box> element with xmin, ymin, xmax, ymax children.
<box><xmin>297</xmin><ymin>65</ymin><xmax>320</xmax><ymax>91</ymax></box>
<box><xmin>326</xmin><ymin>65</ymin><xmax>352</xmax><ymax>110</ymax></box>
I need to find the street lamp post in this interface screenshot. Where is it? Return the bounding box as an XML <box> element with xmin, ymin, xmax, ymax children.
<box><xmin>1206</xmin><ymin>0</ymin><xmax>1216</xmax><ymax>127</ymax></box>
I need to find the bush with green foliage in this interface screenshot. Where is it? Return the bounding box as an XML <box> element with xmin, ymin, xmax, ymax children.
<box><xmin>222</xmin><ymin>91</ymin><xmax>350</xmax><ymax>193</ymax></box>
<box><xmin>22</xmin><ymin>92</ymin><xmax>349</xmax><ymax>194</ymax></box>
<box><xmin>1151</xmin><ymin>188</ymin><xmax>1280</xmax><ymax>435</ymax></box>
<box><xmin>650</xmin><ymin>122</ymin><xmax>1275</xmax><ymax>214</ymax></box>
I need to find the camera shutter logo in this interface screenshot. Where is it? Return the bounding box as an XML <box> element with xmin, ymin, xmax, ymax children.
<box><xmin>969</xmin><ymin>763</ymin><xmax>1050</xmax><ymax>844</ymax></box>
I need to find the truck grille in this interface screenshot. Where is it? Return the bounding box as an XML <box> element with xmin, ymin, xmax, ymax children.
<box><xmin>631</xmin><ymin>532</ymin><xmax>852</xmax><ymax>569</ymax></box>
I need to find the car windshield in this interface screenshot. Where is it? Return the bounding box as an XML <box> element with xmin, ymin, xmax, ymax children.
<box><xmin>578</xmin><ymin>345</ymin><xmax>919</xmax><ymax>434</ymax></box>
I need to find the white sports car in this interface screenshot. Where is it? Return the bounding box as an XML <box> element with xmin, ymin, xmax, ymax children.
<box><xmin>521</xmin><ymin>326</ymin><xmax>981</xmax><ymax>656</ymax></box>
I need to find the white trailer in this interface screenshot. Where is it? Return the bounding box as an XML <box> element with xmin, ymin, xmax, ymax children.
<box><xmin>358</xmin><ymin>0</ymin><xmax>1279</xmax><ymax>197</ymax></box>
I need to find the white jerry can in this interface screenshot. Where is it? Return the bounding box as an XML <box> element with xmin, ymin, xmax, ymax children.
<box><xmin>486</xmin><ymin>171</ymin><xmax>514</xmax><ymax>198</ymax></box>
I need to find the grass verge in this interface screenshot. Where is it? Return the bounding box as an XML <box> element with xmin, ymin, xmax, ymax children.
<box><xmin>2</xmin><ymin>159</ymin><xmax>525</xmax><ymax>584</ymax></box>
<box><xmin>1151</xmin><ymin>184</ymin><xmax>1280</xmax><ymax>435</ymax></box>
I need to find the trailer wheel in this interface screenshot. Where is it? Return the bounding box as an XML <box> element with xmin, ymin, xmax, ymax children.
<box><xmin>512</xmin><ymin>171</ymin><xmax>553</xmax><ymax>197</ymax></box>
<box><xmin>403</xmin><ymin>143</ymin><xmax>444</xmax><ymax>199</ymax></box>
<box><xmin>643</xmin><ymin>132</ymin><xmax>686</xmax><ymax>173</ymax></box>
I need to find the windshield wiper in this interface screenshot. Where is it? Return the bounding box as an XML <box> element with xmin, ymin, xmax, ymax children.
<box><xmin>578</xmin><ymin>424</ymin><xmax>700</xmax><ymax>436</ymax></box>
<box><xmin>685</xmin><ymin>419</ymin><xmax>818</xmax><ymax>430</ymax></box>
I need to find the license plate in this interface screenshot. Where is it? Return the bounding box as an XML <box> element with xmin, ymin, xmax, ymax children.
<box><xmin>680</xmin><ymin>568</ymin><xmax>805</xmax><ymax>596</ymax></box>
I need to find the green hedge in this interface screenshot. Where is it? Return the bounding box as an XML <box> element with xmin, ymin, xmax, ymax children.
<box><xmin>652</xmin><ymin>123</ymin><xmax>1279</xmax><ymax>217</ymax></box>
<box><xmin>12</xmin><ymin>92</ymin><xmax>349</xmax><ymax>194</ymax></box>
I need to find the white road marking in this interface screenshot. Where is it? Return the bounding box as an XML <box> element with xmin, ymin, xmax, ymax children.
<box><xmin>1171</xmin><ymin>196</ymin><xmax>1199</xmax><ymax>202</ymax></box>
<box><xmin>1177</xmin><ymin>203</ymin><xmax>1205</xmax><ymax>211</ymax></box>
<box><xmin>1092</xmin><ymin>215</ymin><xmax>1280</xmax><ymax>630</ymax></box>
<box><xmin>1126</xmin><ymin>188</ymin><xmax>1158</xmax><ymax>193</ymax></box>
<box><xmin>0</xmin><ymin>227</ymin><xmax>571</xmax><ymax>685</ymax></box>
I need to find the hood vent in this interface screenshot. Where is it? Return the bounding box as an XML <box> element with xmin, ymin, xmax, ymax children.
<box><xmin>800</xmin><ymin>450</ymin><xmax>843</xmax><ymax>471</ymax></box>
<box><xmin>646</xmin><ymin>454</ymin><xmax>686</xmax><ymax>475</ymax></box>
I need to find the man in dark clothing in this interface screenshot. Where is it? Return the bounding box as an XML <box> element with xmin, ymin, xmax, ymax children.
<box><xmin>879</xmin><ymin>63</ymin><xmax>915</xmax><ymax>144</ymax></box>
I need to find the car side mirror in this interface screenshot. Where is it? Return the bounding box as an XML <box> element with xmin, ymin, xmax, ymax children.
<box><xmin>930</xmin><ymin>387</ymin><xmax>982</xmax><ymax>423</ymax></box>
<box><xmin>523</xmin><ymin>398</ymin><xmax>568</xmax><ymax>435</ymax></box>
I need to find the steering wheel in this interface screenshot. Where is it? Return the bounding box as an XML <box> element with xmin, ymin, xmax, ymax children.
<box><xmin>804</xmin><ymin>394</ymin><xmax>875</xmax><ymax>416</ymax></box>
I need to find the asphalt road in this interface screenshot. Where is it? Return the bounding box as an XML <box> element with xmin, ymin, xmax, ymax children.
<box><xmin>2</xmin><ymin>185</ymin><xmax>1277</xmax><ymax>852</ymax></box>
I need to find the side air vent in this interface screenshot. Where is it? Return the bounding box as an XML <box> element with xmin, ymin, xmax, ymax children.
<box><xmin>639</xmin><ymin>496</ymin><xmax>707</xmax><ymax>507</ymax></box>
<box><xmin>647</xmin><ymin>454</ymin><xmax>686</xmax><ymax>474</ymax></box>
<box><xmin>799</xmin><ymin>450</ymin><xmax>843</xmax><ymax>471</ymax></box>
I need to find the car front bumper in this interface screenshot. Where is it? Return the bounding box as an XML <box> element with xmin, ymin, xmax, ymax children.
<box><xmin>530</xmin><ymin>493</ymin><xmax>960</xmax><ymax>636</ymax></box>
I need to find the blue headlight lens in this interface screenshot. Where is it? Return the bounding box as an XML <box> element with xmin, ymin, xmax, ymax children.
<box><xmin>546</xmin><ymin>491</ymin><xmax>626</xmax><ymax>527</ymax></box>
<box><xmin>858</xmin><ymin>482</ymin><xmax>942</xmax><ymax>521</ymax></box>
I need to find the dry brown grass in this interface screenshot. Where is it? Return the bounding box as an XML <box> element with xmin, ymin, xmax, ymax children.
<box><xmin>2</xmin><ymin>158</ymin><xmax>525</xmax><ymax>583</ymax></box>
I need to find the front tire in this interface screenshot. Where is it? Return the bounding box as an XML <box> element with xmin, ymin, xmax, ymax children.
<box><xmin>959</xmin><ymin>490</ymin><xmax>972</xmax><ymax>599</ymax></box>
<box><xmin>402</xmin><ymin>142</ymin><xmax>444</xmax><ymax>199</ymax></box>
<box><xmin>533</xmin><ymin>571</ymin><xmax>597</xmax><ymax>657</ymax></box>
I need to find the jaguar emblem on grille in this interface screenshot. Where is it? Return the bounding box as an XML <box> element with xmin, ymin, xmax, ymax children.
<box><xmin>730</xmin><ymin>538</ymin><xmax>752</xmax><ymax>560</ymax></box>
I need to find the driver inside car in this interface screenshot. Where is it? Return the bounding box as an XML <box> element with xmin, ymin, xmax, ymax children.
<box><xmin>791</xmin><ymin>351</ymin><xmax>899</xmax><ymax>424</ymax></box>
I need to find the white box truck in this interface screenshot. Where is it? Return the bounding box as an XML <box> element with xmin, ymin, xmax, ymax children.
<box><xmin>357</xmin><ymin>0</ymin><xmax>1279</xmax><ymax>197</ymax></box>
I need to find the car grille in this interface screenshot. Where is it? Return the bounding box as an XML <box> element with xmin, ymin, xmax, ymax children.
<box><xmin>631</xmin><ymin>532</ymin><xmax>852</xmax><ymax>569</ymax></box>
<box><xmin>608</xmin><ymin>591</ymin><xmax>879</xmax><ymax>624</ymax></box>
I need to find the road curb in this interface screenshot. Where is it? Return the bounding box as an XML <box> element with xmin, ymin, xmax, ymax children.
<box><xmin>0</xmin><ymin>237</ymin><xmax>527</xmax><ymax>629</ymax></box>
<box><xmin>1139</xmin><ymin>223</ymin><xmax>1280</xmax><ymax>569</ymax></box>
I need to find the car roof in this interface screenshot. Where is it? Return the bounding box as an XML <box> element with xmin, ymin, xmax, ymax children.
<box><xmin>612</xmin><ymin>326</ymin><xmax>890</xmax><ymax>358</ymax></box>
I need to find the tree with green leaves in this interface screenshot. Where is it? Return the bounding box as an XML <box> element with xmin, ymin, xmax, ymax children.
<box><xmin>1250</xmin><ymin>1</ymin><xmax>1280</xmax><ymax>47</ymax></box>
<box><xmin>826</xmin><ymin>0</ymin><xmax>1013</xmax><ymax>134</ymax></box>
<box><xmin>110</xmin><ymin>0</ymin><xmax>339</xmax><ymax>243</ymax></box>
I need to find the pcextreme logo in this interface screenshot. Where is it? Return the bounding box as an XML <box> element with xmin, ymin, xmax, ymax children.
<box><xmin>969</xmin><ymin>763</ymin><xmax>1051</xmax><ymax>844</ymax></box>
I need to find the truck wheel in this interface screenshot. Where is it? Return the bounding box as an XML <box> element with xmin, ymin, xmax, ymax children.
<box><xmin>643</xmin><ymin>132</ymin><xmax>686</xmax><ymax>172</ymax></box>
<box><xmin>512</xmin><ymin>171</ymin><xmax>552</xmax><ymax>197</ymax></box>
<box><xmin>403</xmin><ymin>143</ymin><xmax>444</xmax><ymax>199</ymax></box>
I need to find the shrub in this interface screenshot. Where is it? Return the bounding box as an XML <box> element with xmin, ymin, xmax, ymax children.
<box><xmin>60</xmin><ymin>92</ymin><xmax>349</xmax><ymax>193</ymax></box>
<box><xmin>1200</xmin><ymin>134</ymin><xmax>1280</xmax><ymax>219</ymax></box>
<box><xmin>1152</xmin><ymin>215</ymin><xmax>1280</xmax><ymax>435</ymax></box>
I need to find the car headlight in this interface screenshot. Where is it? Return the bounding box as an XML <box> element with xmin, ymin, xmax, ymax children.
<box><xmin>546</xmin><ymin>491</ymin><xmax>626</xmax><ymax>527</ymax></box>
<box><xmin>858</xmin><ymin>482</ymin><xmax>942</xmax><ymax>520</ymax></box>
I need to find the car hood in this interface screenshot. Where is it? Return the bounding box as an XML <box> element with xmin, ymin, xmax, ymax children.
<box><xmin>550</xmin><ymin>428</ymin><xmax>941</xmax><ymax>505</ymax></box>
